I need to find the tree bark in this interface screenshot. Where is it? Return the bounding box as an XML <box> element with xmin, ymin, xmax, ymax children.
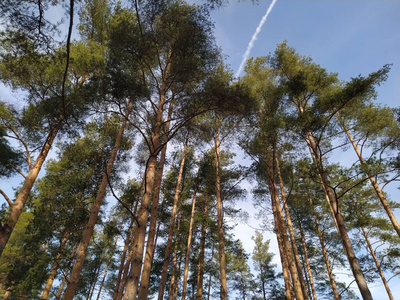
<box><xmin>306</xmin><ymin>132</ymin><xmax>372</xmax><ymax>300</ymax></box>
<box><xmin>214</xmin><ymin>123</ymin><xmax>228</xmax><ymax>300</ymax></box>
<box><xmin>116</xmin><ymin>178</ymin><xmax>143</xmax><ymax>300</ymax></box>
<box><xmin>173</xmin><ymin>253</ymin><xmax>183</xmax><ymax>300</ymax></box>
<box><xmin>96</xmin><ymin>236</ymin><xmax>119</xmax><ymax>300</ymax></box>
<box><xmin>113</xmin><ymin>218</ymin><xmax>134</xmax><ymax>300</ymax></box>
<box><xmin>56</xmin><ymin>242</ymin><xmax>79</xmax><ymax>299</ymax></box>
<box><xmin>275</xmin><ymin>154</ymin><xmax>309</xmax><ymax>299</ymax></box>
<box><xmin>124</xmin><ymin>50</ymin><xmax>171</xmax><ymax>298</ymax></box>
<box><xmin>168</xmin><ymin>210</ymin><xmax>183</xmax><ymax>300</ymax></box>
<box><xmin>206</xmin><ymin>245</ymin><xmax>214</xmax><ymax>300</ymax></box>
<box><xmin>157</xmin><ymin>143</ymin><xmax>188</xmax><ymax>300</ymax></box>
<box><xmin>137</xmin><ymin>102</ymin><xmax>174</xmax><ymax>300</ymax></box>
<box><xmin>41</xmin><ymin>230</ymin><xmax>70</xmax><ymax>299</ymax></box>
<box><xmin>195</xmin><ymin>195</ymin><xmax>208</xmax><ymax>300</ymax></box>
<box><xmin>310</xmin><ymin>198</ymin><xmax>340</xmax><ymax>300</ymax></box>
<box><xmin>181</xmin><ymin>187</ymin><xmax>197</xmax><ymax>300</ymax></box>
<box><xmin>0</xmin><ymin>124</ymin><xmax>60</xmax><ymax>256</ymax></box>
<box><xmin>62</xmin><ymin>100</ymin><xmax>133</xmax><ymax>300</ymax></box>
<box><xmin>361</xmin><ymin>227</ymin><xmax>394</xmax><ymax>300</ymax></box>
<box><xmin>298</xmin><ymin>221</ymin><xmax>317</xmax><ymax>300</ymax></box>
<box><xmin>265</xmin><ymin>147</ymin><xmax>302</xmax><ymax>300</ymax></box>
<box><xmin>87</xmin><ymin>263</ymin><xmax>101</xmax><ymax>300</ymax></box>
<box><xmin>270</xmin><ymin>187</ymin><xmax>293</xmax><ymax>300</ymax></box>
<box><xmin>118</xmin><ymin>240</ymin><xmax>134</xmax><ymax>300</ymax></box>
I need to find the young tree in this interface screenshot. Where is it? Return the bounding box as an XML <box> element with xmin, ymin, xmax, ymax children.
<box><xmin>251</xmin><ymin>231</ymin><xmax>282</xmax><ymax>300</ymax></box>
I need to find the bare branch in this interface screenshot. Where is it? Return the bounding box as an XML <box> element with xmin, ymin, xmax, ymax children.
<box><xmin>105</xmin><ymin>171</ymin><xmax>139</xmax><ymax>227</ymax></box>
<box><xmin>0</xmin><ymin>189</ymin><xmax>13</xmax><ymax>207</ymax></box>
<box><xmin>61</xmin><ymin>0</ymin><xmax>74</xmax><ymax>120</ymax></box>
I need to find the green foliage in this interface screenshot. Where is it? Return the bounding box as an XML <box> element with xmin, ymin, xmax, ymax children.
<box><xmin>0</xmin><ymin>211</ymin><xmax>49</xmax><ymax>299</ymax></box>
<box><xmin>0</xmin><ymin>102</ymin><xmax>23</xmax><ymax>177</ymax></box>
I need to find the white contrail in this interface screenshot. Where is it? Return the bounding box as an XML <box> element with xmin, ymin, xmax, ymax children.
<box><xmin>235</xmin><ymin>0</ymin><xmax>278</xmax><ymax>78</ymax></box>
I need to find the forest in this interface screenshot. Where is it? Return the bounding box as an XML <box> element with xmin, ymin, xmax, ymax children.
<box><xmin>0</xmin><ymin>0</ymin><xmax>399</xmax><ymax>299</ymax></box>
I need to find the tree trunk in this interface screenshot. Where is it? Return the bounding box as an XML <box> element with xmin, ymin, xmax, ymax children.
<box><xmin>361</xmin><ymin>227</ymin><xmax>394</xmax><ymax>300</ymax></box>
<box><xmin>173</xmin><ymin>253</ymin><xmax>183</xmax><ymax>300</ymax></box>
<box><xmin>275</xmin><ymin>154</ymin><xmax>309</xmax><ymax>299</ymax></box>
<box><xmin>116</xmin><ymin>179</ymin><xmax>144</xmax><ymax>300</ymax></box>
<box><xmin>306</xmin><ymin>132</ymin><xmax>372</xmax><ymax>300</ymax></box>
<box><xmin>214</xmin><ymin>123</ymin><xmax>228</xmax><ymax>300</ymax></box>
<box><xmin>298</xmin><ymin>221</ymin><xmax>317</xmax><ymax>300</ymax></box>
<box><xmin>168</xmin><ymin>210</ymin><xmax>183</xmax><ymax>300</ymax></box>
<box><xmin>339</xmin><ymin>116</ymin><xmax>400</xmax><ymax>238</ymax></box>
<box><xmin>113</xmin><ymin>218</ymin><xmax>134</xmax><ymax>300</ymax></box>
<box><xmin>206</xmin><ymin>245</ymin><xmax>214</xmax><ymax>300</ymax></box>
<box><xmin>56</xmin><ymin>242</ymin><xmax>79</xmax><ymax>299</ymax></box>
<box><xmin>270</xmin><ymin>187</ymin><xmax>293</xmax><ymax>300</ymax></box>
<box><xmin>0</xmin><ymin>124</ymin><xmax>60</xmax><ymax>256</ymax></box>
<box><xmin>310</xmin><ymin>198</ymin><xmax>340</xmax><ymax>300</ymax></box>
<box><xmin>181</xmin><ymin>187</ymin><xmax>197</xmax><ymax>300</ymax></box>
<box><xmin>157</xmin><ymin>143</ymin><xmax>188</xmax><ymax>300</ymax></box>
<box><xmin>265</xmin><ymin>148</ymin><xmax>302</xmax><ymax>300</ymax></box>
<box><xmin>96</xmin><ymin>236</ymin><xmax>119</xmax><ymax>300</ymax></box>
<box><xmin>195</xmin><ymin>195</ymin><xmax>208</xmax><ymax>300</ymax></box>
<box><xmin>270</xmin><ymin>184</ymin><xmax>304</xmax><ymax>300</ymax></box>
<box><xmin>118</xmin><ymin>240</ymin><xmax>134</xmax><ymax>300</ymax></box>
<box><xmin>41</xmin><ymin>230</ymin><xmax>70</xmax><ymax>299</ymax></box>
<box><xmin>137</xmin><ymin>103</ymin><xmax>175</xmax><ymax>300</ymax></box>
<box><xmin>87</xmin><ymin>263</ymin><xmax>101</xmax><ymax>300</ymax></box>
<box><xmin>124</xmin><ymin>52</ymin><xmax>171</xmax><ymax>297</ymax></box>
<box><xmin>62</xmin><ymin>100</ymin><xmax>133</xmax><ymax>300</ymax></box>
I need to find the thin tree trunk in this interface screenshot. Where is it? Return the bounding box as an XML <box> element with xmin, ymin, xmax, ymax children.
<box><xmin>56</xmin><ymin>242</ymin><xmax>79</xmax><ymax>300</ymax></box>
<box><xmin>275</xmin><ymin>154</ymin><xmax>309</xmax><ymax>299</ymax></box>
<box><xmin>113</xmin><ymin>218</ymin><xmax>134</xmax><ymax>300</ymax></box>
<box><xmin>181</xmin><ymin>187</ymin><xmax>197</xmax><ymax>300</ymax></box>
<box><xmin>62</xmin><ymin>100</ymin><xmax>133</xmax><ymax>300</ymax></box>
<box><xmin>298</xmin><ymin>222</ymin><xmax>317</xmax><ymax>300</ymax></box>
<box><xmin>137</xmin><ymin>103</ymin><xmax>175</xmax><ymax>300</ymax></box>
<box><xmin>214</xmin><ymin>123</ymin><xmax>228</xmax><ymax>300</ymax></box>
<box><xmin>265</xmin><ymin>147</ymin><xmax>303</xmax><ymax>300</ymax></box>
<box><xmin>96</xmin><ymin>262</ymin><xmax>110</xmax><ymax>300</ymax></box>
<box><xmin>206</xmin><ymin>245</ymin><xmax>214</xmax><ymax>300</ymax></box>
<box><xmin>41</xmin><ymin>230</ymin><xmax>70</xmax><ymax>299</ymax></box>
<box><xmin>270</xmin><ymin>185</ymin><xmax>304</xmax><ymax>300</ymax></box>
<box><xmin>116</xmin><ymin>178</ymin><xmax>144</xmax><ymax>300</ymax></box>
<box><xmin>0</xmin><ymin>124</ymin><xmax>60</xmax><ymax>255</ymax></box>
<box><xmin>270</xmin><ymin>186</ymin><xmax>293</xmax><ymax>300</ymax></box>
<box><xmin>173</xmin><ymin>252</ymin><xmax>183</xmax><ymax>300</ymax></box>
<box><xmin>306</xmin><ymin>132</ymin><xmax>372</xmax><ymax>300</ymax></box>
<box><xmin>339</xmin><ymin>116</ymin><xmax>400</xmax><ymax>237</ymax></box>
<box><xmin>196</xmin><ymin>195</ymin><xmax>208</xmax><ymax>300</ymax></box>
<box><xmin>168</xmin><ymin>210</ymin><xmax>183</xmax><ymax>300</ymax></box>
<box><xmin>361</xmin><ymin>227</ymin><xmax>394</xmax><ymax>300</ymax></box>
<box><xmin>157</xmin><ymin>143</ymin><xmax>188</xmax><ymax>300</ymax></box>
<box><xmin>87</xmin><ymin>263</ymin><xmax>101</xmax><ymax>300</ymax></box>
<box><xmin>96</xmin><ymin>236</ymin><xmax>120</xmax><ymax>300</ymax></box>
<box><xmin>118</xmin><ymin>241</ymin><xmax>134</xmax><ymax>300</ymax></box>
<box><xmin>56</xmin><ymin>271</ymin><xmax>68</xmax><ymax>300</ymax></box>
<box><xmin>310</xmin><ymin>198</ymin><xmax>340</xmax><ymax>300</ymax></box>
<box><xmin>123</xmin><ymin>154</ymin><xmax>157</xmax><ymax>299</ymax></box>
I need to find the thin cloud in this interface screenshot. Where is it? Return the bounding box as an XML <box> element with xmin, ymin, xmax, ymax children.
<box><xmin>235</xmin><ymin>0</ymin><xmax>278</xmax><ymax>78</ymax></box>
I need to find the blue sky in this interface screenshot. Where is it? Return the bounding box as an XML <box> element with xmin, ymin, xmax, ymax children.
<box><xmin>212</xmin><ymin>0</ymin><xmax>399</xmax><ymax>108</ymax></box>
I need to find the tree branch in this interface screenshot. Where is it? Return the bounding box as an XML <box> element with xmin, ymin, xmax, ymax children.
<box><xmin>105</xmin><ymin>172</ymin><xmax>140</xmax><ymax>227</ymax></box>
<box><xmin>0</xmin><ymin>189</ymin><xmax>13</xmax><ymax>207</ymax></box>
